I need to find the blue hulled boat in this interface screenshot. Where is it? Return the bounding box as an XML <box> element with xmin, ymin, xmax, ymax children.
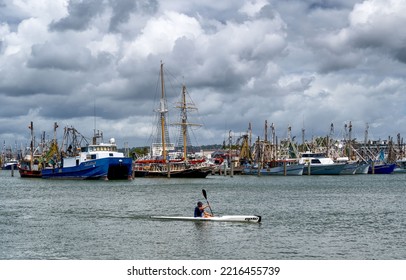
<box><xmin>42</xmin><ymin>127</ymin><xmax>132</xmax><ymax>180</ymax></box>
<box><xmin>2</xmin><ymin>159</ymin><xmax>18</xmax><ymax>170</ymax></box>
<box><xmin>368</xmin><ymin>162</ymin><xmax>396</xmax><ymax>174</ymax></box>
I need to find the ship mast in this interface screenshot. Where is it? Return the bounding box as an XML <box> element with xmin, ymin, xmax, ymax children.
<box><xmin>160</xmin><ymin>62</ymin><xmax>167</xmax><ymax>161</ymax></box>
<box><xmin>173</xmin><ymin>84</ymin><xmax>201</xmax><ymax>161</ymax></box>
<box><xmin>29</xmin><ymin>121</ymin><xmax>34</xmax><ymax>169</ymax></box>
<box><xmin>181</xmin><ymin>85</ymin><xmax>188</xmax><ymax>161</ymax></box>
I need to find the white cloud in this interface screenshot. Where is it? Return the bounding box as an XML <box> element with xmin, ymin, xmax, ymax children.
<box><xmin>319</xmin><ymin>0</ymin><xmax>406</xmax><ymax>61</ymax></box>
<box><xmin>128</xmin><ymin>11</ymin><xmax>203</xmax><ymax>58</ymax></box>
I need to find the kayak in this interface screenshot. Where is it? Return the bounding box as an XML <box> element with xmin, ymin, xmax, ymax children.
<box><xmin>150</xmin><ymin>215</ymin><xmax>261</xmax><ymax>223</ymax></box>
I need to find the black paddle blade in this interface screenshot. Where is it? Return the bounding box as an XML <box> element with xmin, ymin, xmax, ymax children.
<box><xmin>202</xmin><ymin>188</ymin><xmax>214</xmax><ymax>216</ymax></box>
<box><xmin>202</xmin><ymin>189</ymin><xmax>207</xmax><ymax>200</ymax></box>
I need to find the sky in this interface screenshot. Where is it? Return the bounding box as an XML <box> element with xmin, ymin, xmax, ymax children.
<box><xmin>1</xmin><ymin>0</ymin><xmax>406</xmax><ymax>150</ymax></box>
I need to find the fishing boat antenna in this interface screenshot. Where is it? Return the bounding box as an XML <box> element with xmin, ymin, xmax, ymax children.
<box><xmin>91</xmin><ymin>95</ymin><xmax>104</xmax><ymax>144</ymax></box>
<box><xmin>94</xmin><ymin>94</ymin><xmax>97</xmax><ymax>141</ymax></box>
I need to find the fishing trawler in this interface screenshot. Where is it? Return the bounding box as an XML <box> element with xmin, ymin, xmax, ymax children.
<box><xmin>18</xmin><ymin>121</ymin><xmax>44</xmax><ymax>178</ymax></box>
<box><xmin>242</xmin><ymin>160</ymin><xmax>304</xmax><ymax>176</ymax></box>
<box><xmin>133</xmin><ymin>62</ymin><xmax>212</xmax><ymax>178</ymax></box>
<box><xmin>42</xmin><ymin>127</ymin><xmax>132</xmax><ymax>180</ymax></box>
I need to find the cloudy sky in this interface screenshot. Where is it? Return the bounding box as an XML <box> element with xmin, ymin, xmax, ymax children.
<box><xmin>1</xmin><ymin>0</ymin><xmax>406</xmax><ymax>150</ymax></box>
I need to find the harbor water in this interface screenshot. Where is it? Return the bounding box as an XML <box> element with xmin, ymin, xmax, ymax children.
<box><xmin>1</xmin><ymin>170</ymin><xmax>405</xmax><ymax>260</ymax></box>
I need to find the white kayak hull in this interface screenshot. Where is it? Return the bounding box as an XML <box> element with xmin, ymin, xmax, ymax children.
<box><xmin>150</xmin><ymin>215</ymin><xmax>261</xmax><ymax>223</ymax></box>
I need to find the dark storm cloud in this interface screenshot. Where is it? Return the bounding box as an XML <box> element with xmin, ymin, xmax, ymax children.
<box><xmin>28</xmin><ymin>42</ymin><xmax>93</xmax><ymax>71</ymax></box>
<box><xmin>308</xmin><ymin>0</ymin><xmax>349</xmax><ymax>10</ymax></box>
<box><xmin>49</xmin><ymin>0</ymin><xmax>105</xmax><ymax>32</ymax></box>
<box><xmin>49</xmin><ymin>0</ymin><xmax>159</xmax><ymax>34</ymax></box>
<box><xmin>395</xmin><ymin>48</ymin><xmax>406</xmax><ymax>64</ymax></box>
<box><xmin>108</xmin><ymin>0</ymin><xmax>137</xmax><ymax>32</ymax></box>
<box><xmin>108</xmin><ymin>0</ymin><xmax>158</xmax><ymax>32</ymax></box>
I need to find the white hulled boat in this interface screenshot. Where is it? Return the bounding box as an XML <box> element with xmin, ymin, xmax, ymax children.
<box><xmin>299</xmin><ymin>151</ymin><xmax>346</xmax><ymax>175</ymax></box>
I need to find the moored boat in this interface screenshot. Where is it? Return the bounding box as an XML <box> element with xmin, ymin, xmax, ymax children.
<box><xmin>2</xmin><ymin>159</ymin><xmax>18</xmax><ymax>170</ymax></box>
<box><xmin>299</xmin><ymin>151</ymin><xmax>346</xmax><ymax>175</ymax></box>
<box><xmin>335</xmin><ymin>157</ymin><xmax>357</xmax><ymax>175</ymax></box>
<box><xmin>340</xmin><ymin>162</ymin><xmax>358</xmax><ymax>175</ymax></box>
<box><xmin>18</xmin><ymin>121</ymin><xmax>43</xmax><ymax>178</ymax></box>
<box><xmin>133</xmin><ymin>160</ymin><xmax>212</xmax><ymax>178</ymax></box>
<box><xmin>242</xmin><ymin>160</ymin><xmax>304</xmax><ymax>176</ymax></box>
<box><xmin>368</xmin><ymin>162</ymin><xmax>396</xmax><ymax>174</ymax></box>
<box><xmin>354</xmin><ymin>161</ymin><xmax>370</xmax><ymax>174</ymax></box>
<box><xmin>394</xmin><ymin>158</ymin><xmax>406</xmax><ymax>173</ymax></box>
<box><xmin>42</xmin><ymin>127</ymin><xmax>132</xmax><ymax>180</ymax></box>
<box><xmin>19</xmin><ymin>155</ymin><xmax>42</xmax><ymax>178</ymax></box>
<box><xmin>133</xmin><ymin>62</ymin><xmax>212</xmax><ymax>178</ymax></box>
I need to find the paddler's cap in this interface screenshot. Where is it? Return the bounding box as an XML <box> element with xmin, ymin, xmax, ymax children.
<box><xmin>197</xmin><ymin>201</ymin><xmax>203</xmax><ymax>206</ymax></box>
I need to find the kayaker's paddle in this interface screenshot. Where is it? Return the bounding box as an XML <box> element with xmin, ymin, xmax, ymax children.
<box><xmin>202</xmin><ymin>189</ymin><xmax>214</xmax><ymax>216</ymax></box>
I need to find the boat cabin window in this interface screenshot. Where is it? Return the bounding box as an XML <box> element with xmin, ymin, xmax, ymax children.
<box><xmin>88</xmin><ymin>145</ymin><xmax>117</xmax><ymax>152</ymax></box>
<box><xmin>311</xmin><ymin>159</ymin><xmax>321</xmax><ymax>164</ymax></box>
<box><xmin>302</xmin><ymin>153</ymin><xmax>325</xmax><ymax>158</ymax></box>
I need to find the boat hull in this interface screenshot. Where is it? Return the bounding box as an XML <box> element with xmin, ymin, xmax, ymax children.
<box><xmin>243</xmin><ymin>164</ymin><xmax>304</xmax><ymax>176</ymax></box>
<box><xmin>355</xmin><ymin>163</ymin><xmax>370</xmax><ymax>174</ymax></box>
<box><xmin>302</xmin><ymin>163</ymin><xmax>346</xmax><ymax>175</ymax></box>
<box><xmin>42</xmin><ymin>157</ymin><xmax>132</xmax><ymax>180</ymax></box>
<box><xmin>2</xmin><ymin>163</ymin><xmax>18</xmax><ymax>170</ymax></box>
<box><xmin>18</xmin><ymin>160</ymin><xmax>42</xmax><ymax>178</ymax></box>
<box><xmin>340</xmin><ymin>163</ymin><xmax>358</xmax><ymax>175</ymax></box>
<box><xmin>368</xmin><ymin>163</ymin><xmax>396</xmax><ymax>174</ymax></box>
<box><xmin>18</xmin><ymin>168</ymin><xmax>42</xmax><ymax>178</ymax></box>
<box><xmin>394</xmin><ymin>167</ymin><xmax>406</xmax><ymax>173</ymax></box>
<box><xmin>150</xmin><ymin>215</ymin><xmax>261</xmax><ymax>223</ymax></box>
<box><xmin>133</xmin><ymin>163</ymin><xmax>212</xmax><ymax>178</ymax></box>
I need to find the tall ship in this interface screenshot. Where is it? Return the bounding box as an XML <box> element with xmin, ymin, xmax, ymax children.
<box><xmin>133</xmin><ymin>62</ymin><xmax>212</xmax><ymax>178</ymax></box>
<box><xmin>41</xmin><ymin>126</ymin><xmax>132</xmax><ymax>180</ymax></box>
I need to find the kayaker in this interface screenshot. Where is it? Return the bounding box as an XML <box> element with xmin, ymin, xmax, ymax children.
<box><xmin>194</xmin><ymin>201</ymin><xmax>212</xmax><ymax>218</ymax></box>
